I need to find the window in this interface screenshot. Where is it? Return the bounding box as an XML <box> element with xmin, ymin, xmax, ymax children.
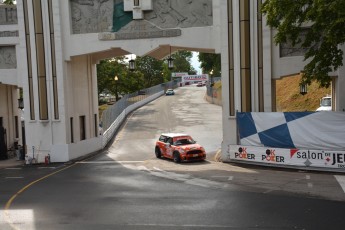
<box><xmin>14</xmin><ymin>116</ymin><xmax>19</xmax><ymax>138</ymax></box>
<box><xmin>159</xmin><ymin>135</ymin><xmax>167</xmax><ymax>142</ymax></box>
<box><xmin>80</xmin><ymin>116</ymin><xmax>86</xmax><ymax>141</ymax></box>
<box><xmin>70</xmin><ymin>117</ymin><xmax>74</xmax><ymax>143</ymax></box>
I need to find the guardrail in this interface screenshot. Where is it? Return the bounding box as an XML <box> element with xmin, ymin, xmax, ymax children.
<box><xmin>101</xmin><ymin>81</ymin><xmax>177</xmax><ymax>148</ymax></box>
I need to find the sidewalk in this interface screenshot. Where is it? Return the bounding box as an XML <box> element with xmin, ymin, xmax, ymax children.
<box><xmin>0</xmin><ymin>157</ymin><xmax>25</xmax><ymax>169</ymax></box>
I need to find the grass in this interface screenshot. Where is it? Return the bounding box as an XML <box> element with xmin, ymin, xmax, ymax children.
<box><xmin>275</xmin><ymin>74</ymin><xmax>331</xmax><ymax>112</ymax></box>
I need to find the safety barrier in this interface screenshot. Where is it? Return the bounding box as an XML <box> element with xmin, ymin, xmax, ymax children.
<box><xmin>227</xmin><ymin>112</ymin><xmax>345</xmax><ymax>172</ymax></box>
<box><xmin>101</xmin><ymin>82</ymin><xmax>177</xmax><ymax>148</ymax></box>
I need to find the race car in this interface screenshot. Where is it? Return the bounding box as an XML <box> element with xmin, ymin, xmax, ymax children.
<box><xmin>155</xmin><ymin>133</ymin><xmax>206</xmax><ymax>163</ymax></box>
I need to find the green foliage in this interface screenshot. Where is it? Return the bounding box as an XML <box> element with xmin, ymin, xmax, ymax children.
<box><xmin>171</xmin><ymin>50</ymin><xmax>196</xmax><ymax>74</ymax></box>
<box><xmin>198</xmin><ymin>53</ymin><xmax>221</xmax><ymax>77</ymax></box>
<box><xmin>97</xmin><ymin>57</ymin><xmax>127</xmax><ymax>96</ymax></box>
<box><xmin>3</xmin><ymin>0</ymin><xmax>14</xmax><ymax>5</ymax></box>
<box><xmin>135</xmin><ymin>56</ymin><xmax>164</xmax><ymax>87</ymax></box>
<box><xmin>97</xmin><ymin>51</ymin><xmax>198</xmax><ymax>99</ymax></box>
<box><xmin>262</xmin><ymin>0</ymin><xmax>345</xmax><ymax>88</ymax></box>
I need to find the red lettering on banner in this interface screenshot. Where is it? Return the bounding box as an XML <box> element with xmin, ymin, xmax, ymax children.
<box><xmin>290</xmin><ymin>149</ymin><xmax>299</xmax><ymax>158</ymax></box>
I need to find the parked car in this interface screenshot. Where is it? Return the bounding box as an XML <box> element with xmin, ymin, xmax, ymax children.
<box><xmin>165</xmin><ymin>89</ymin><xmax>175</xmax><ymax>95</ymax></box>
<box><xmin>316</xmin><ymin>95</ymin><xmax>332</xmax><ymax>111</ymax></box>
<box><xmin>196</xmin><ymin>81</ymin><xmax>206</xmax><ymax>87</ymax></box>
<box><xmin>155</xmin><ymin>133</ymin><xmax>206</xmax><ymax>163</ymax></box>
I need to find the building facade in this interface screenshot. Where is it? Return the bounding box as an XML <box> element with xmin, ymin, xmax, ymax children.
<box><xmin>0</xmin><ymin>0</ymin><xmax>344</xmax><ymax>163</ymax></box>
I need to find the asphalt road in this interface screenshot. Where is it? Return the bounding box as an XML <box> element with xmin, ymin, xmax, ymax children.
<box><xmin>1</xmin><ymin>85</ymin><xmax>345</xmax><ymax>230</ymax></box>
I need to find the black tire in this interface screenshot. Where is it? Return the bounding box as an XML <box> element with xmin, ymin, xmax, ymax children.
<box><xmin>173</xmin><ymin>152</ymin><xmax>181</xmax><ymax>163</ymax></box>
<box><xmin>155</xmin><ymin>146</ymin><xmax>162</xmax><ymax>158</ymax></box>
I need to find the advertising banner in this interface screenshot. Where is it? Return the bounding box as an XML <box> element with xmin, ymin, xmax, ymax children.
<box><xmin>229</xmin><ymin>145</ymin><xmax>345</xmax><ymax>170</ymax></box>
<box><xmin>182</xmin><ymin>74</ymin><xmax>208</xmax><ymax>82</ymax></box>
<box><xmin>237</xmin><ymin>112</ymin><xmax>345</xmax><ymax>151</ymax></box>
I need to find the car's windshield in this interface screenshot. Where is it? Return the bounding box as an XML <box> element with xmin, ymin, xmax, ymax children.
<box><xmin>321</xmin><ymin>98</ymin><xmax>331</xmax><ymax>106</ymax></box>
<box><xmin>174</xmin><ymin>138</ymin><xmax>196</xmax><ymax>146</ymax></box>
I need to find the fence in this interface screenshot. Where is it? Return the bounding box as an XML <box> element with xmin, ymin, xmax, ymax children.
<box><xmin>101</xmin><ymin>81</ymin><xmax>177</xmax><ymax>148</ymax></box>
<box><xmin>205</xmin><ymin>77</ymin><xmax>222</xmax><ymax>105</ymax></box>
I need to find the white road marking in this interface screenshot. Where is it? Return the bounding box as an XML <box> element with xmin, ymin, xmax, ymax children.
<box><xmin>153</xmin><ymin>167</ymin><xmax>163</xmax><ymax>171</ymax></box>
<box><xmin>137</xmin><ymin>165</ymin><xmax>149</xmax><ymax>171</ymax></box>
<box><xmin>77</xmin><ymin>161</ymin><xmax>144</xmax><ymax>164</ymax></box>
<box><xmin>122</xmin><ymin>164</ymin><xmax>227</xmax><ymax>189</ymax></box>
<box><xmin>334</xmin><ymin>175</ymin><xmax>345</xmax><ymax>193</ymax></box>
<box><xmin>306</xmin><ymin>175</ymin><xmax>310</xmax><ymax>180</ymax></box>
<box><xmin>211</xmin><ymin>176</ymin><xmax>233</xmax><ymax>181</ymax></box>
<box><xmin>117</xmin><ymin>161</ymin><xmax>145</xmax><ymax>164</ymax></box>
<box><xmin>307</xmin><ymin>183</ymin><xmax>313</xmax><ymax>188</ymax></box>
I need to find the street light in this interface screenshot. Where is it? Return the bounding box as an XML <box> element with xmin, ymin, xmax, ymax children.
<box><xmin>18</xmin><ymin>98</ymin><xmax>24</xmax><ymax>110</ymax></box>
<box><xmin>168</xmin><ymin>46</ymin><xmax>174</xmax><ymax>70</ymax></box>
<box><xmin>300</xmin><ymin>83</ymin><xmax>307</xmax><ymax>95</ymax></box>
<box><xmin>129</xmin><ymin>55</ymin><xmax>135</xmax><ymax>71</ymax></box>
<box><xmin>114</xmin><ymin>76</ymin><xmax>119</xmax><ymax>101</ymax></box>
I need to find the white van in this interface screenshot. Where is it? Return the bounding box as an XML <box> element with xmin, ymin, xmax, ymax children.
<box><xmin>316</xmin><ymin>95</ymin><xmax>332</xmax><ymax>111</ymax></box>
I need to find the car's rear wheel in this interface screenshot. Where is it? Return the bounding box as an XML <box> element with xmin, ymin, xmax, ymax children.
<box><xmin>155</xmin><ymin>147</ymin><xmax>162</xmax><ymax>158</ymax></box>
<box><xmin>173</xmin><ymin>152</ymin><xmax>181</xmax><ymax>163</ymax></box>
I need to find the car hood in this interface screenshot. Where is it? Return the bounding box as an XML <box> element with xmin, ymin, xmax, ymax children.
<box><xmin>178</xmin><ymin>144</ymin><xmax>203</xmax><ymax>151</ymax></box>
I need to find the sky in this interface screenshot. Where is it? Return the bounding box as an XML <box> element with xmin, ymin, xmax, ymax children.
<box><xmin>191</xmin><ymin>52</ymin><xmax>202</xmax><ymax>74</ymax></box>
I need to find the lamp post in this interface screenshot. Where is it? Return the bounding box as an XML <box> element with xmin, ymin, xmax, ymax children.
<box><xmin>114</xmin><ymin>75</ymin><xmax>119</xmax><ymax>101</ymax></box>
<box><xmin>209</xmin><ymin>69</ymin><xmax>214</xmax><ymax>103</ymax></box>
<box><xmin>129</xmin><ymin>54</ymin><xmax>135</xmax><ymax>71</ymax></box>
<box><xmin>300</xmin><ymin>83</ymin><xmax>307</xmax><ymax>95</ymax></box>
<box><xmin>18</xmin><ymin>98</ymin><xmax>24</xmax><ymax>110</ymax></box>
<box><xmin>168</xmin><ymin>46</ymin><xmax>174</xmax><ymax>70</ymax></box>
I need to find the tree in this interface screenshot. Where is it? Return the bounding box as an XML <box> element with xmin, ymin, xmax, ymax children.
<box><xmin>135</xmin><ymin>56</ymin><xmax>164</xmax><ymax>88</ymax></box>
<box><xmin>262</xmin><ymin>0</ymin><xmax>345</xmax><ymax>88</ymax></box>
<box><xmin>3</xmin><ymin>0</ymin><xmax>14</xmax><ymax>5</ymax></box>
<box><xmin>171</xmin><ymin>50</ymin><xmax>196</xmax><ymax>74</ymax></box>
<box><xmin>97</xmin><ymin>57</ymin><xmax>127</xmax><ymax>99</ymax></box>
<box><xmin>198</xmin><ymin>53</ymin><xmax>221</xmax><ymax>77</ymax></box>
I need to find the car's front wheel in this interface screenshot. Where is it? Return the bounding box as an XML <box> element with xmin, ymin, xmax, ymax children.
<box><xmin>173</xmin><ymin>152</ymin><xmax>181</xmax><ymax>163</ymax></box>
<box><xmin>155</xmin><ymin>146</ymin><xmax>162</xmax><ymax>158</ymax></box>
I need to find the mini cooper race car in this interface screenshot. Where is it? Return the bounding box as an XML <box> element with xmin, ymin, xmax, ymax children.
<box><xmin>155</xmin><ymin>133</ymin><xmax>206</xmax><ymax>163</ymax></box>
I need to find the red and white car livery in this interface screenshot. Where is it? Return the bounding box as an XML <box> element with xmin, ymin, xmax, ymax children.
<box><xmin>155</xmin><ymin>133</ymin><xmax>206</xmax><ymax>163</ymax></box>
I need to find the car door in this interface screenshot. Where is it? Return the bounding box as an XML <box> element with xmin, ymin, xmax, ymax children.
<box><xmin>164</xmin><ymin>137</ymin><xmax>173</xmax><ymax>157</ymax></box>
<box><xmin>157</xmin><ymin>135</ymin><xmax>168</xmax><ymax>155</ymax></box>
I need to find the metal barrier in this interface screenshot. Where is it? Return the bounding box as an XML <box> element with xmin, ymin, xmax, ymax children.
<box><xmin>101</xmin><ymin>81</ymin><xmax>177</xmax><ymax>148</ymax></box>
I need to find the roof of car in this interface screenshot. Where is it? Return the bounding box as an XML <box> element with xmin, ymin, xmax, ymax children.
<box><xmin>161</xmin><ymin>133</ymin><xmax>190</xmax><ymax>138</ymax></box>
